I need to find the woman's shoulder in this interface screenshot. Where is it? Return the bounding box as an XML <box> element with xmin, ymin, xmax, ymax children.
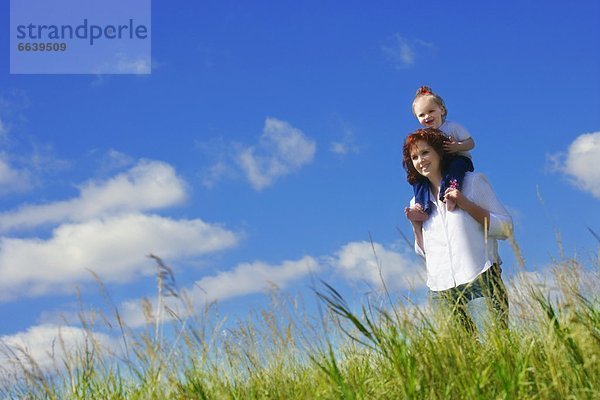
<box><xmin>463</xmin><ymin>172</ymin><xmax>491</xmax><ymax>187</ymax></box>
<box><xmin>465</xmin><ymin>171</ymin><xmax>485</xmax><ymax>179</ymax></box>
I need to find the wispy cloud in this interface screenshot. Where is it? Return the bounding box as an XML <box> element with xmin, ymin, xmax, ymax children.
<box><xmin>330</xmin><ymin>127</ymin><xmax>360</xmax><ymax>156</ymax></box>
<box><xmin>381</xmin><ymin>34</ymin><xmax>435</xmax><ymax>69</ymax></box>
<box><xmin>0</xmin><ymin>160</ymin><xmax>187</xmax><ymax>232</ymax></box>
<box><xmin>237</xmin><ymin>118</ymin><xmax>316</xmax><ymax>190</ymax></box>
<box><xmin>548</xmin><ymin>131</ymin><xmax>600</xmax><ymax>198</ymax></box>
<box><xmin>0</xmin><ymin>213</ymin><xmax>238</xmax><ymax>302</ymax></box>
<box><xmin>1</xmin><ymin>95</ymin><xmax>72</xmax><ymax>188</ymax></box>
<box><xmin>120</xmin><ymin>255</ymin><xmax>319</xmax><ymax>328</ymax></box>
<box><xmin>116</xmin><ymin>55</ymin><xmax>152</xmax><ymax>74</ymax></box>
<box><xmin>90</xmin><ymin>57</ymin><xmax>157</xmax><ymax>86</ymax></box>
<box><xmin>95</xmin><ymin>149</ymin><xmax>136</xmax><ymax>174</ymax></box>
<box><xmin>196</xmin><ymin>138</ymin><xmax>238</xmax><ymax>189</ymax></box>
<box><xmin>191</xmin><ymin>256</ymin><xmax>319</xmax><ymax>302</ymax></box>
<box><xmin>93</xmin><ymin>54</ymin><xmax>152</xmax><ymax>75</ymax></box>
<box><xmin>200</xmin><ymin>118</ymin><xmax>316</xmax><ymax>190</ymax></box>
<box><xmin>201</xmin><ymin>159</ymin><xmax>233</xmax><ymax>189</ymax></box>
<box><xmin>331</xmin><ymin>241</ymin><xmax>425</xmax><ymax>291</ymax></box>
<box><xmin>0</xmin><ymin>155</ymin><xmax>33</xmax><ymax>195</ymax></box>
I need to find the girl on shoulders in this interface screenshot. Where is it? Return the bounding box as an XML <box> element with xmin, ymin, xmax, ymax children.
<box><xmin>407</xmin><ymin>86</ymin><xmax>475</xmax><ymax>221</ymax></box>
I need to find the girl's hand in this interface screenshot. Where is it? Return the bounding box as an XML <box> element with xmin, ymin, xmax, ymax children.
<box><xmin>443</xmin><ymin>139</ymin><xmax>461</xmax><ymax>154</ymax></box>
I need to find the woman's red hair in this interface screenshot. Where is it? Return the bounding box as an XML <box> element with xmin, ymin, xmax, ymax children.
<box><xmin>402</xmin><ymin>128</ymin><xmax>448</xmax><ymax>184</ymax></box>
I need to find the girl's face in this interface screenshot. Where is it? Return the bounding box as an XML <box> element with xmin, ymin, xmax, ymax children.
<box><xmin>410</xmin><ymin>140</ymin><xmax>442</xmax><ymax>180</ymax></box>
<box><xmin>413</xmin><ymin>96</ymin><xmax>446</xmax><ymax>129</ymax></box>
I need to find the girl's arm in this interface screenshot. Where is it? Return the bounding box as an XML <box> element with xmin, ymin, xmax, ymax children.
<box><xmin>443</xmin><ymin>137</ymin><xmax>475</xmax><ymax>153</ymax></box>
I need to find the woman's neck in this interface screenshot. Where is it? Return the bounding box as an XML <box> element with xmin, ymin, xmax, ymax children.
<box><xmin>428</xmin><ymin>174</ymin><xmax>442</xmax><ymax>199</ymax></box>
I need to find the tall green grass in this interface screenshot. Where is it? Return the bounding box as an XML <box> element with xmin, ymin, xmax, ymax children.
<box><xmin>1</xmin><ymin>253</ymin><xmax>599</xmax><ymax>399</ymax></box>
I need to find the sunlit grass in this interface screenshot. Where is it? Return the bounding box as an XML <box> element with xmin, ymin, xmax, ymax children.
<box><xmin>1</xmin><ymin>251</ymin><xmax>599</xmax><ymax>399</ymax></box>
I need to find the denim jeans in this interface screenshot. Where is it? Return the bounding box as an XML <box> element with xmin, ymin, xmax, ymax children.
<box><xmin>430</xmin><ymin>264</ymin><xmax>509</xmax><ymax>334</ymax></box>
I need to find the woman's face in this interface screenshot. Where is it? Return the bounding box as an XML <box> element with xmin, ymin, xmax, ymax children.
<box><xmin>410</xmin><ymin>140</ymin><xmax>441</xmax><ymax>180</ymax></box>
<box><xmin>413</xmin><ymin>96</ymin><xmax>445</xmax><ymax>129</ymax></box>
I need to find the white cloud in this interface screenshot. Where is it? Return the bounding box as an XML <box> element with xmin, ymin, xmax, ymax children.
<box><xmin>237</xmin><ymin>117</ymin><xmax>316</xmax><ymax>190</ymax></box>
<box><xmin>120</xmin><ymin>255</ymin><xmax>319</xmax><ymax>328</ymax></box>
<box><xmin>0</xmin><ymin>160</ymin><xmax>187</xmax><ymax>232</ymax></box>
<box><xmin>551</xmin><ymin>131</ymin><xmax>600</xmax><ymax>198</ymax></box>
<box><xmin>381</xmin><ymin>35</ymin><xmax>435</xmax><ymax>69</ymax></box>
<box><xmin>0</xmin><ymin>213</ymin><xmax>238</xmax><ymax>302</ymax></box>
<box><xmin>192</xmin><ymin>255</ymin><xmax>319</xmax><ymax>302</ymax></box>
<box><xmin>332</xmin><ymin>241</ymin><xmax>425</xmax><ymax>291</ymax></box>
<box><xmin>0</xmin><ymin>324</ymin><xmax>120</xmax><ymax>381</ymax></box>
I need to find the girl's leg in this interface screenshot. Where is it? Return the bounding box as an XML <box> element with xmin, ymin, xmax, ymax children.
<box><xmin>408</xmin><ymin>180</ymin><xmax>432</xmax><ymax>221</ymax></box>
<box><xmin>440</xmin><ymin>156</ymin><xmax>475</xmax><ymax>211</ymax></box>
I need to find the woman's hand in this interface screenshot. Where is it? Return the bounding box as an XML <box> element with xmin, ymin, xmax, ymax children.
<box><xmin>444</xmin><ymin>187</ymin><xmax>491</xmax><ymax>228</ymax></box>
<box><xmin>443</xmin><ymin>187</ymin><xmax>466</xmax><ymax>208</ymax></box>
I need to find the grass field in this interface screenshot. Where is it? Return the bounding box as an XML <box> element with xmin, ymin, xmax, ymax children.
<box><xmin>2</xmin><ymin>252</ymin><xmax>599</xmax><ymax>399</ymax></box>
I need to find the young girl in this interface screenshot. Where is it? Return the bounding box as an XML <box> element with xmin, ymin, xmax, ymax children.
<box><xmin>406</xmin><ymin>86</ymin><xmax>475</xmax><ymax>221</ymax></box>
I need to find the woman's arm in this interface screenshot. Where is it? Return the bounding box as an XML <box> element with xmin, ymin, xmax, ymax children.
<box><xmin>412</xmin><ymin>220</ymin><xmax>424</xmax><ymax>255</ymax></box>
<box><xmin>444</xmin><ymin>173</ymin><xmax>513</xmax><ymax>238</ymax></box>
<box><xmin>444</xmin><ymin>187</ymin><xmax>489</xmax><ymax>226</ymax></box>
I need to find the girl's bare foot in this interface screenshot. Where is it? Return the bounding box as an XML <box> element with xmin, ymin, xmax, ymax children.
<box><xmin>405</xmin><ymin>206</ymin><xmax>429</xmax><ymax>222</ymax></box>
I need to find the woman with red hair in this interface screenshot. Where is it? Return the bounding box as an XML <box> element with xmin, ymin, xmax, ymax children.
<box><xmin>403</xmin><ymin>128</ymin><xmax>512</xmax><ymax>333</ymax></box>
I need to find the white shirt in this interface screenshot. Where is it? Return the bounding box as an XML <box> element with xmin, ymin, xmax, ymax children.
<box><xmin>440</xmin><ymin>120</ymin><xmax>472</xmax><ymax>159</ymax></box>
<box><xmin>411</xmin><ymin>172</ymin><xmax>512</xmax><ymax>291</ymax></box>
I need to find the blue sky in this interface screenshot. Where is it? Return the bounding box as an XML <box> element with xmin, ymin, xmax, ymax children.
<box><xmin>1</xmin><ymin>0</ymin><xmax>599</xmax><ymax>371</ymax></box>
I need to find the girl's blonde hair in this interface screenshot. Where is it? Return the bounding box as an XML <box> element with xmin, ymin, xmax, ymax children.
<box><xmin>412</xmin><ymin>86</ymin><xmax>447</xmax><ymax>121</ymax></box>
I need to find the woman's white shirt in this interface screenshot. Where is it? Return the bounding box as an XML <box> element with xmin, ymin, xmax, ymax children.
<box><xmin>411</xmin><ymin>172</ymin><xmax>513</xmax><ymax>291</ymax></box>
